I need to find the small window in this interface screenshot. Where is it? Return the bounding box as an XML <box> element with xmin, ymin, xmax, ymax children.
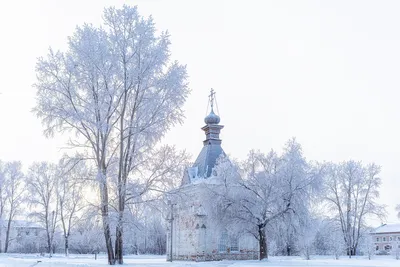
<box><xmin>398</xmin><ymin>245</ymin><xmax>400</xmax><ymax>249</ymax></box>
<box><xmin>398</xmin><ymin>236</ymin><xmax>400</xmax><ymax>241</ymax></box>
<box><xmin>376</xmin><ymin>246</ymin><xmax>379</xmax><ymax>251</ymax></box>
<box><xmin>390</xmin><ymin>237</ymin><xmax>393</xmax><ymax>241</ymax></box>
<box><xmin>385</xmin><ymin>245</ymin><xmax>391</xmax><ymax>251</ymax></box>
<box><xmin>383</xmin><ymin>237</ymin><xmax>386</xmax><ymax>241</ymax></box>
<box><xmin>230</xmin><ymin>236</ymin><xmax>239</xmax><ymax>252</ymax></box>
<box><xmin>376</xmin><ymin>237</ymin><xmax>379</xmax><ymax>242</ymax></box>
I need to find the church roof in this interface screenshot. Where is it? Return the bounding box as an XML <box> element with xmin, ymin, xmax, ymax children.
<box><xmin>193</xmin><ymin>141</ymin><xmax>225</xmax><ymax>178</ymax></box>
<box><xmin>181</xmin><ymin>89</ymin><xmax>226</xmax><ymax>185</ymax></box>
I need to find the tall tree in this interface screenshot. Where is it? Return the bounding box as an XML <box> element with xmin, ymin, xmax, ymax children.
<box><xmin>34</xmin><ymin>5</ymin><xmax>188</xmax><ymax>264</ymax></box>
<box><xmin>324</xmin><ymin>161</ymin><xmax>385</xmax><ymax>256</ymax></box>
<box><xmin>3</xmin><ymin>161</ymin><xmax>25</xmax><ymax>253</ymax></box>
<box><xmin>26</xmin><ymin>162</ymin><xmax>59</xmax><ymax>256</ymax></box>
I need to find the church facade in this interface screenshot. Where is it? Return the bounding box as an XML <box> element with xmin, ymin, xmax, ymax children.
<box><xmin>167</xmin><ymin>91</ymin><xmax>258</xmax><ymax>261</ymax></box>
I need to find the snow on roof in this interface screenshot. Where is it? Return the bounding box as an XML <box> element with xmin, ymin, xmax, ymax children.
<box><xmin>371</xmin><ymin>223</ymin><xmax>400</xmax><ymax>234</ymax></box>
<box><xmin>192</xmin><ymin>143</ymin><xmax>225</xmax><ymax>179</ymax></box>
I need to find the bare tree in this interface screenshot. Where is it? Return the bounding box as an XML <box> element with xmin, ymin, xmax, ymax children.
<box><xmin>26</xmin><ymin>162</ymin><xmax>59</xmax><ymax>256</ymax></box>
<box><xmin>0</xmin><ymin>160</ymin><xmax>5</xmax><ymax>253</ymax></box>
<box><xmin>34</xmin><ymin>5</ymin><xmax>188</xmax><ymax>264</ymax></box>
<box><xmin>3</xmin><ymin>162</ymin><xmax>25</xmax><ymax>252</ymax></box>
<box><xmin>324</xmin><ymin>161</ymin><xmax>385</xmax><ymax>257</ymax></box>
<box><xmin>57</xmin><ymin>159</ymin><xmax>86</xmax><ymax>256</ymax></box>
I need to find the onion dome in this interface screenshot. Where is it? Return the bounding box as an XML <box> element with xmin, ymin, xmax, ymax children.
<box><xmin>204</xmin><ymin>109</ymin><xmax>220</xmax><ymax>125</ymax></box>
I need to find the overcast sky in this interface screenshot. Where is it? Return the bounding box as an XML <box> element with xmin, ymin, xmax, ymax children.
<box><xmin>0</xmin><ymin>0</ymin><xmax>399</xmax><ymax>223</ymax></box>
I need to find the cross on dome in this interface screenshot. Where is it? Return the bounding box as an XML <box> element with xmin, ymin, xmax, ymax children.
<box><xmin>204</xmin><ymin>88</ymin><xmax>220</xmax><ymax>125</ymax></box>
<box><xmin>209</xmin><ymin>88</ymin><xmax>215</xmax><ymax>110</ymax></box>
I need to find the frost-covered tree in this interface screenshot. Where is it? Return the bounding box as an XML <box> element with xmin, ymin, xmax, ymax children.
<box><xmin>69</xmin><ymin>210</ymin><xmax>104</xmax><ymax>255</ymax></box>
<box><xmin>359</xmin><ymin>231</ymin><xmax>375</xmax><ymax>260</ymax></box>
<box><xmin>34</xmin><ymin>5</ymin><xmax>188</xmax><ymax>265</ymax></box>
<box><xmin>221</xmin><ymin>139</ymin><xmax>322</xmax><ymax>260</ymax></box>
<box><xmin>123</xmin><ymin>145</ymin><xmax>189</xmax><ymax>206</ymax></box>
<box><xmin>324</xmin><ymin>161</ymin><xmax>385</xmax><ymax>257</ymax></box>
<box><xmin>396</xmin><ymin>204</ymin><xmax>400</xmax><ymax>219</ymax></box>
<box><xmin>269</xmin><ymin>211</ymin><xmax>301</xmax><ymax>256</ymax></box>
<box><xmin>328</xmin><ymin>228</ymin><xmax>346</xmax><ymax>259</ymax></box>
<box><xmin>124</xmin><ymin>204</ymin><xmax>167</xmax><ymax>255</ymax></box>
<box><xmin>0</xmin><ymin>161</ymin><xmax>26</xmax><ymax>253</ymax></box>
<box><xmin>2</xmin><ymin>162</ymin><xmax>25</xmax><ymax>253</ymax></box>
<box><xmin>26</xmin><ymin>162</ymin><xmax>59</xmax><ymax>256</ymax></box>
<box><xmin>57</xmin><ymin>158</ymin><xmax>86</xmax><ymax>256</ymax></box>
<box><xmin>298</xmin><ymin>216</ymin><xmax>318</xmax><ymax>260</ymax></box>
<box><xmin>0</xmin><ymin>161</ymin><xmax>6</xmax><ymax>253</ymax></box>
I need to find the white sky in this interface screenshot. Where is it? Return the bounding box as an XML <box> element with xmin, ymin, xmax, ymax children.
<box><xmin>0</xmin><ymin>0</ymin><xmax>399</xmax><ymax>224</ymax></box>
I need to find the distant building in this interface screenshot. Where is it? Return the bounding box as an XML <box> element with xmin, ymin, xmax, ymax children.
<box><xmin>371</xmin><ymin>223</ymin><xmax>400</xmax><ymax>254</ymax></box>
<box><xmin>0</xmin><ymin>220</ymin><xmax>46</xmax><ymax>253</ymax></box>
<box><xmin>167</xmin><ymin>90</ymin><xmax>258</xmax><ymax>261</ymax></box>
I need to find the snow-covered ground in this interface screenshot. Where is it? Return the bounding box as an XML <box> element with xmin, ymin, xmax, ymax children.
<box><xmin>0</xmin><ymin>254</ymin><xmax>399</xmax><ymax>267</ymax></box>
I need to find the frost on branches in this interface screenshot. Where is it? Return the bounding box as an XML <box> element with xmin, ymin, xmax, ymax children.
<box><xmin>34</xmin><ymin>5</ymin><xmax>189</xmax><ymax>265</ymax></box>
<box><xmin>218</xmin><ymin>139</ymin><xmax>323</xmax><ymax>260</ymax></box>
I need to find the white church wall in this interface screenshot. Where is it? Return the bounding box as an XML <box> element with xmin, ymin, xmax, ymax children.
<box><xmin>168</xmin><ymin>182</ymin><xmax>258</xmax><ymax>261</ymax></box>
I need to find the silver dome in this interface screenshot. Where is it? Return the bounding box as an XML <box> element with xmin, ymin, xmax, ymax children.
<box><xmin>204</xmin><ymin>109</ymin><xmax>220</xmax><ymax>124</ymax></box>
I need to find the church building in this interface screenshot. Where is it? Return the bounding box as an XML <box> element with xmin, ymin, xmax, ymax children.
<box><xmin>167</xmin><ymin>90</ymin><xmax>258</xmax><ymax>261</ymax></box>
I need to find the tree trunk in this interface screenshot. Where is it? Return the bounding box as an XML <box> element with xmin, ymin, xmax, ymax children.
<box><xmin>347</xmin><ymin>247</ymin><xmax>356</xmax><ymax>256</ymax></box>
<box><xmin>115</xmin><ymin>185</ymin><xmax>125</xmax><ymax>264</ymax></box>
<box><xmin>0</xmin><ymin>205</ymin><xmax>3</xmax><ymax>253</ymax></box>
<box><xmin>99</xmin><ymin>169</ymin><xmax>115</xmax><ymax>265</ymax></box>
<box><xmin>115</xmin><ymin>221</ymin><xmax>123</xmax><ymax>264</ymax></box>
<box><xmin>4</xmin><ymin>217</ymin><xmax>12</xmax><ymax>253</ymax></box>
<box><xmin>64</xmin><ymin>235</ymin><xmax>69</xmax><ymax>257</ymax></box>
<box><xmin>47</xmin><ymin>231</ymin><xmax>52</xmax><ymax>254</ymax></box>
<box><xmin>258</xmin><ymin>226</ymin><xmax>268</xmax><ymax>260</ymax></box>
<box><xmin>115</xmin><ymin>85</ymin><xmax>128</xmax><ymax>265</ymax></box>
<box><xmin>346</xmin><ymin>171</ymin><xmax>352</xmax><ymax>259</ymax></box>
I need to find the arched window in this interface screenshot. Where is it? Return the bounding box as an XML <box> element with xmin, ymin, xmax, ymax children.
<box><xmin>219</xmin><ymin>231</ymin><xmax>228</xmax><ymax>252</ymax></box>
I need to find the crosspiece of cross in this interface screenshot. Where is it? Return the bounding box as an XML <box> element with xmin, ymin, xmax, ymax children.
<box><xmin>208</xmin><ymin>88</ymin><xmax>215</xmax><ymax>109</ymax></box>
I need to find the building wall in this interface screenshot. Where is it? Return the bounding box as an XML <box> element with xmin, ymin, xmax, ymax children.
<box><xmin>371</xmin><ymin>232</ymin><xmax>400</xmax><ymax>254</ymax></box>
<box><xmin>167</xmin><ymin>183</ymin><xmax>258</xmax><ymax>261</ymax></box>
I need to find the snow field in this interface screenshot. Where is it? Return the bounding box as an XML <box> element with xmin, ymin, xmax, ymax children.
<box><xmin>0</xmin><ymin>255</ymin><xmax>399</xmax><ymax>267</ymax></box>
